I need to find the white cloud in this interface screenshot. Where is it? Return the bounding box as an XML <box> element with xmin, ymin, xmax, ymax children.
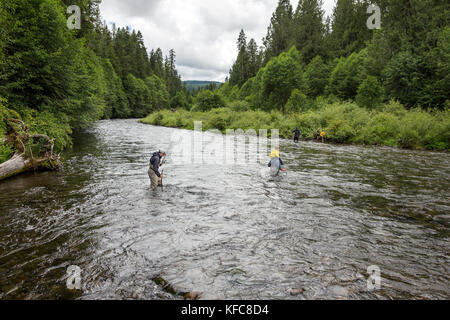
<box><xmin>100</xmin><ymin>0</ymin><xmax>336</xmax><ymax>82</ymax></box>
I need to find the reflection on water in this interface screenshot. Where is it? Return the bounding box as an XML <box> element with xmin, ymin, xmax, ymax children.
<box><xmin>0</xmin><ymin>119</ymin><xmax>449</xmax><ymax>300</ymax></box>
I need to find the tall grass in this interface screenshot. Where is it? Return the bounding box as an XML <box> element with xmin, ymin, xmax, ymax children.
<box><xmin>140</xmin><ymin>101</ymin><xmax>449</xmax><ymax>151</ymax></box>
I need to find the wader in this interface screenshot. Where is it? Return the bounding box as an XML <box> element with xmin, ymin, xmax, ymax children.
<box><xmin>148</xmin><ymin>168</ymin><xmax>162</xmax><ymax>190</ymax></box>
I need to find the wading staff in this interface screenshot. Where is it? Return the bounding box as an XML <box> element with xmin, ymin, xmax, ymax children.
<box><xmin>160</xmin><ymin>155</ymin><xmax>166</xmax><ymax>191</ymax></box>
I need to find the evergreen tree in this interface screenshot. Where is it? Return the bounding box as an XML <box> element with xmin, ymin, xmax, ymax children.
<box><xmin>305</xmin><ymin>56</ymin><xmax>331</xmax><ymax>97</ymax></box>
<box><xmin>293</xmin><ymin>0</ymin><xmax>326</xmax><ymax>64</ymax></box>
<box><xmin>247</xmin><ymin>39</ymin><xmax>262</xmax><ymax>79</ymax></box>
<box><xmin>329</xmin><ymin>0</ymin><xmax>371</xmax><ymax>58</ymax></box>
<box><xmin>263</xmin><ymin>0</ymin><xmax>294</xmax><ymax>62</ymax></box>
<box><xmin>229</xmin><ymin>30</ymin><xmax>250</xmax><ymax>86</ymax></box>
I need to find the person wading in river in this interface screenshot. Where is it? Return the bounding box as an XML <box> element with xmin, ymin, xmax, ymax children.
<box><xmin>292</xmin><ymin>127</ymin><xmax>301</xmax><ymax>143</ymax></box>
<box><xmin>268</xmin><ymin>146</ymin><xmax>287</xmax><ymax>176</ymax></box>
<box><xmin>148</xmin><ymin>150</ymin><xmax>166</xmax><ymax>190</ymax></box>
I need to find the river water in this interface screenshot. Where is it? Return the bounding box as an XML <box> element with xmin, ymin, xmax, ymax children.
<box><xmin>0</xmin><ymin>119</ymin><xmax>449</xmax><ymax>300</ymax></box>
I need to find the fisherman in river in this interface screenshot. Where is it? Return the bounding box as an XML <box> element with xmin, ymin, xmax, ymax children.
<box><xmin>268</xmin><ymin>146</ymin><xmax>287</xmax><ymax>177</ymax></box>
<box><xmin>148</xmin><ymin>150</ymin><xmax>166</xmax><ymax>190</ymax></box>
<box><xmin>292</xmin><ymin>127</ymin><xmax>301</xmax><ymax>143</ymax></box>
<box><xmin>314</xmin><ymin>129</ymin><xmax>321</xmax><ymax>140</ymax></box>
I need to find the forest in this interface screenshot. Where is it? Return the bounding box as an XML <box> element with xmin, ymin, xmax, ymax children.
<box><xmin>0</xmin><ymin>0</ymin><xmax>188</xmax><ymax>165</ymax></box>
<box><xmin>1</xmin><ymin>0</ymin><xmax>449</xmax><ymax>168</ymax></box>
<box><xmin>143</xmin><ymin>0</ymin><xmax>449</xmax><ymax>150</ymax></box>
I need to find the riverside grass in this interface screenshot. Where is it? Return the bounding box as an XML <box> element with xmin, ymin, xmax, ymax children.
<box><xmin>140</xmin><ymin>101</ymin><xmax>449</xmax><ymax>151</ymax></box>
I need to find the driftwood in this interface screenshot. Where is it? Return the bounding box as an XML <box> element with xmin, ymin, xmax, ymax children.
<box><xmin>0</xmin><ymin>119</ymin><xmax>62</xmax><ymax>181</ymax></box>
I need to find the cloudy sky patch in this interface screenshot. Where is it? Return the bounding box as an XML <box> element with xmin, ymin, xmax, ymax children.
<box><xmin>100</xmin><ymin>0</ymin><xmax>336</xmax><ymax>81</ymax></box>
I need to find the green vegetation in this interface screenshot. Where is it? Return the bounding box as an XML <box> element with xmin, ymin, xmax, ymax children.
<box><xmin>225</xmin><ymin>0</ymin><xmax>449</xmax><ymax>110</ymax></box>
<box><xmin>0</xmin><ymin>0</ymin><xmax>185</xmax><ymax>158</ymax></box>
<box><xmin>142</xmin><ymin>0</ymin><xmax>449</xmax><ymax>152</ymax></box>
<box><xmin>141</xmin><ymin>101</ymin><xmax>449</xmax><ymax>151</ymax></box>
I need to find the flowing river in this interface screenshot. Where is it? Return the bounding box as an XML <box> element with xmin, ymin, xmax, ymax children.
<box><xmin>0</xmin><ymin>119</ymin><xmax>449</xmax><ymax>300</ymax></box>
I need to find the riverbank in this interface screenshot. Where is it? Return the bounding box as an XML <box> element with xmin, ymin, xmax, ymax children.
<box><xmin>140</xmin><ymin>101</ymin><xmax>449</xmax><ymax>151</ymax></box>
<box><xmin>0</xmin><ymin>102</ymin><xmax>62</xmax><ymax>178</ymax></box>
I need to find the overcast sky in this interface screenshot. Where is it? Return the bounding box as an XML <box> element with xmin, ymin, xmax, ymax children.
<box><xmin>99</xmin><ymin>0</ymin><xmax>336</xmax><ymax>82</ymax></box>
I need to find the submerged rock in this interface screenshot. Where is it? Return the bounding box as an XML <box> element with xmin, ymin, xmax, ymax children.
<box><xmin>290</xmin><ymin>288</ymin><xmax>305</xmax><ymax>296</ymax></box>
<box><xmin>152</xmin><ymin>276</ymin><xmax>201</xmax><ymax>300</ymax></box>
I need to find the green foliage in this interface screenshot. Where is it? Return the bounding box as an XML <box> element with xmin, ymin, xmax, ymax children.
<box><xmin>27</xmin><ymin>110</ymin><xmax>73</xmax><ymax>152</ymax></box>
<box><xmin>328</xmin><ymin>0</ymin><xmax>371</xmax><ymax>58</ymax></box>
<box><xmin>0</xmin><ymin>98</ymin><xmax>20</xmax><ymax>137</ymax></box>
<box><xmin>262</xmin><ymin>47</ymin><xmax>307</xmax><ymax>111</ymax></box>
<box><xmin>356</xmin><ymin>76</ymin><xmax>384</xmax><ymax>109</ymax></box>
<box><xmin>196</xmin><ymin>90</ymin><xmax>226</xmax><ymax>112</ymax></box>
<box><xmin>170</xmin><ymin>91</ymin><xmax>189</xmax><ymax>109</ymax></box>
<box><xmin>305</xmin><ymin>56</ymin><xmax>330</xmax><ymax>97</ymax></box>
<box><xmin>0</xmin><ymin>144</ymin><xmax>14</xmax><ymax>164</ymax></box>
<box><xmin>225</xmin><ymin>0</ymin><xmax>448</xmax><ymax>110</ymax></box>
<box><xmin>263</xmin><ymin>0</ymin><xmax>295</xmax><ymax>62</ymax></box>
<box><xmin>123</xmin><ymin>74</ymin><xmax>153</xmax><ymax>118</ymax></box>
<box><xmin>285</xmin><ymin>89</ymin><xmax>309</xmax><ymax>113</ymax></box>
<box><xmin>0</xmin><ymin>98</ymin><xmax>14</xmax><ymax>163</ymax></box>
<box><xmin>227</xmin><ymin>100</ymin><xmax>250</xmax><ymax>112</ymax></box>
<box><xmin>382</xmin><ymin>51</ymin><xmax>423</xmax><ymax>108</ymax></box>
<box><xmin>418</xmin><ymin>27</ymin><xmax>450</xmax><ymax>109</ymax></box>
<box><xmin>0</xmin><ymin>0</ymin><xmax>182</xmax><ymax>152</ymax></box>
<box><xmin>145</xmin><ymin>75</ymin><xmax>170</xmax><ymax>110</ymax></box>
<box><xmin>327</xmin><ymin>50</ymin><xmax>368</xmax><ymax>100</ymax></box>
<box><xmin>142</xmin><ymin>101</ymin><xmax>450</xmax><ymax>151</ymax></box>
<box><xmin>292</xmin><ymin>0</ymin><xmax>327</xmax><ymax>64</ymax></box>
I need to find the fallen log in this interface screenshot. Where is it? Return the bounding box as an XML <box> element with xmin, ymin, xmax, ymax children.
<box><xmin>0</xmin><ymin>118</ymin><xmax>62</xmax><ymax>181</ymax></box>
<box><xmin>0</xmin><ymin>153</ymin><xmax>61</xmax><ymax>181</ymax></box>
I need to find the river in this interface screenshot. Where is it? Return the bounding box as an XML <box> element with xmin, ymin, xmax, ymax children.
<box><xmin>0</xmin><ymin>119</ymin><xmax>449</xmax><ymax>300</ymax></box>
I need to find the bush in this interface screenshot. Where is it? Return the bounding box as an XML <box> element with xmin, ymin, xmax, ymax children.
<box><xmin>305</xmin><ymin>56</ymin><xmax>331</xmax><ymax>98</ymax></box>
<box><xmin>140</xmin><ymin>101</ymin><xmax>449</xmax><ymax>151</ymax></box>
<box><xmin>285</xmin><ymin>89</ymin><xmax>309</xmax><ymax>113</ymax></box>
<box><xmin>356</xmin><ymin>76</ymin><xmax>384</xmax><ymax>109</ymax></box>
<box><xmin>0</xmin><ymin>145</ymin><xmax>13</xmax><ymax>163</ymax></box>
<box><xmin>327</xmin><ymin>50</ymin><xmax>368</xmax><ymax>100</ymax></box>
<box><xmin>228</xmin><ymin>100</ymin><xmax>250</xmax><ymax>112</ymax></box>
<box><xmin>262</xmin><ymin>47</ymin><xmax>307</xmax><ymax>112</ymax></box>
<box><xmin>29</xmin><ymin>110</ymin><xmax>73</xmax><ymax>152</ymax></box>
<box><xmin>326</xmin><ymin>119</ymin><xmax>356</xmax><ymax>143</ymax></box>
<box><xmin>170</xmin><ymin>91</ymin><xmax>189</xmax><ymax>109</ymax></box>
<box><xmin>196</xmin><ymin>90</ymin><xmax>226</xmax><ymax>112</ymax></box>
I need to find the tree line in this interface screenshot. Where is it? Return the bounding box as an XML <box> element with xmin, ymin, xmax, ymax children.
<box><xmin>0</xmin><ymin>0</ymin><xmax>186</xmax><ymax>151</ymax></box>
<box><xmin>225</xmin><ymin>0</ymin><xmax>449</xmax><ymax>111</ymax></box>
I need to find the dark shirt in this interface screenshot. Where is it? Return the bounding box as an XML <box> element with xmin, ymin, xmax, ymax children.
<box><xmin>293</xmin><ymin>129</ymin><xmax>301</xmax><ymax>138</ymax></box>
<box><xmin>150</xmin><ymin>152</ymin><xmax>162</xmax><ymax>177</ymax></box>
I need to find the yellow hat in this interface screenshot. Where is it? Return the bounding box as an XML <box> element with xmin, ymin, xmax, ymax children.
<box><xmin>270</xmin><ymin>149</ymin><xmax>280</xmax><ymax>158</ymax></box>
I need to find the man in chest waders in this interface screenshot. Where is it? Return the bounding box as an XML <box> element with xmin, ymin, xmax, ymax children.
<box><xmin>268</xmin><ymin>146</ymin><xmax>286</xmax><ymax>177</ymax></box>
<box><xmin>148</xmin><ymin>150</ymin><xmax>166</xmax><ymax>190</ymax></box>
<box><xmin>292</xmin><ymin>128</ymin><xmax>301</xmax><ymax>143</ymax></box>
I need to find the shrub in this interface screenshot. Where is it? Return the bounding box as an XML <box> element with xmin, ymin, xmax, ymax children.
<box><xmin>139</xmin><ymin>100</ymin><xmax>449</xmax><ymax>151</ymax></box>
<box><xmin>285</xmin><ymin>89</ymin><xmax>309</xmax><ymax>113</ymax></box>
<box><xmin>0</xmin><ymin>144</ymin><xmax>14</xmax><ymax>163</ymax></box>
<box><xmin>228</xmin><ymin>100</ymin><xmax>250</xmax><ymax>112</ymax></box>
<box><xmin>327</xmin><ymin>50</ymin><xmax>368</xmax><ymax>100</ymax></box>
<box><xmin>196</xmin><ymin>90</ymin><xmax>226</xmax><ymax>111</ymax></box>
<box><xmin>326</xmin><ymin>119</ymin><xmax>356</xmax><ymax>143</ymax></box>
<box><xmin>356</xmin><ymin>76</ymin><xmax>384</xmax><ymax>109</ymax></box>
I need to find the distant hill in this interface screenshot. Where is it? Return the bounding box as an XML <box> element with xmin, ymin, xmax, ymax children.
<box><xmin>184</xmin><ymin>80</ymin><xmax>223</xmax><ymax>91</ymax></box>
